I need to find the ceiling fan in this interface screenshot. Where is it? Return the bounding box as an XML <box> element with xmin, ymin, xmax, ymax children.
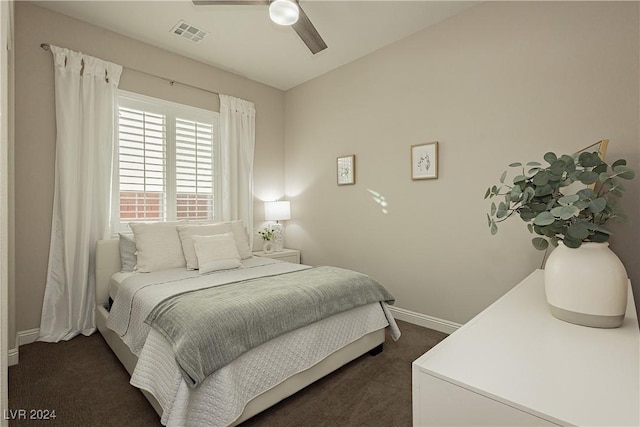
<box><xmin>192</xmin><ymin>0</ymin><xmax>328</xmax><ymax>54</ymax></box>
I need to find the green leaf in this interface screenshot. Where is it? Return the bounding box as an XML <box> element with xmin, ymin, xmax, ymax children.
<box><xmin>490</xmin><ymin>221</ymin><xmax>498</xmax><ymax>235</ymax></box>
<box><xmin>532</xmin><ymin>237</ymin><xmax>549</xmax><ymax>250</ymax></box>
<box><xmin>527</xmin><ymin>161</ymin><xmax>542</xmax><ymax>167</ymax></box>
<box><xmin>522</xmin><ymin>187</ymin><xmax>535</xmax><ymax>203</ymax></box>
<box><xmin>588</xmin><ymin>198</ymin><xmax>607</xmax><ymax>213</ymax></box>
<box><xmin>544</xmin><ymin>152</ymin><xmax>557</xmax><ymax>164</ymax></box>
<box><xmin>613</xmin><ymin>165</ymin><xmax>635</xmax><ymax>180</ymax></box>
<box><xmin>534</xmin><ymin>184</ymin><xmax>553</xmax><ymax>196</ymax></box>
<box><xmin>529</xmin><ymin>202</ymin><xmax>547</xmax><ymax>213</ymax></box>
<box><xmin>585</xmin><ymin>223</ymin><xmax>611</xmax><ymax>234</ymax></box>
<box><xmin>487</xmin><ymin>214</ymin><xmax>491</xmax><ymax>227</ymax></box>
<box><xmin>562</xmin><ymin>237</ymin><xmax>582</xmax><ymax>248</ymax></box>
<box><xmin>533</xmin><ymin>211</ymin><xmax>555</xmax><ymax>226</ymax></box>
<box><xmin>484</xmin><ymin>187</ymin><xmax>491</xmax><ymax>199</ymax></box>
<box><xmin>611</xmin><ymin>159</ymin><xmax>627</xmax><ymax>168</ymax></box>
<box><xmin>509</xmin><ymin>186</ymin><xmax>522</xmax><ymax>202</ymax></box>
<box><xmin>527</xmin><ymin>223</ymin><xmax>534</xmax><ymax>233</ymax></box>
<box><xmin>550</xmin><ymin>205</ymin><xmax>580</xmax><ymax>220</ymax></box>
<box><xmin>590</xmin><ymin>231</ymin><xmax>610</xmax><ymax>243</ymax></box>
<box><xmin>574</xmin><ymin>200</ymin><xmax>590</xmax><ymax>210</ymax></box>
<box><xmin>496</xmin><ymin>202</ymin><xmax>508</xmax><ymax>219</ymax></box>
<box><xmin>577</xmin><ymin>188</ymin><xmax>597</xmax><ymax>199</ymax></box>
<box><xmin>558</xmin><ymin>194</ymin><xmax>579</xmax><ymax>206</ymax></box>
<box><xmin>579</xmin><ymin>171</ymin><xmax>599</xmax><ymax>185</ymax></box>
<box><xmin>593</xmin><ymin>163</ymin><xmax>607</xmax><ymax>174</ymax></box>
<box><xmin>566</xmin><ymin>222</ymin><xmax>590</xmax><ymax>240</ymax></box>
<box><xmin>549</xmin><ymin>179</ymin><xmax>562</xmax><ymax>190</ymax></box>
<box><xmin>527</xmin><ymin>167</ymin><xmax>541</xmax><ymax>175</ymax></box>
<box><xmin>491</xmin><ymin>202</ymin><xmax>497</xmax><ymax>216</ymax></box>
<box><xmin>550</xmin><ymin>160</ymin><xmax>567</xmax><ymax>176</ymax></box>
<box><xmin>499</xmin><ymin>170</ymin><xmax>507</xmax><ymax>184</ymax></box>
<box><xmin>599</xmin><ymin>172</ymin><xmax>610</xmax><ymax>182</ymax></box>
<box><xmin>532</xmin><ymin>170</ymin><xmax>551</xmax><ymax>186</ymax></box>
<box><xmin>578</xmin><ymin>151</ymin><xmax>600</xmax><ymax>167</ymax></box>
<box><xmin>540</xmin><ymin>225</ymin><xmax>557</xmax><ymax>238</ymax></box>
<box><xmin>519</xmin><ymin>208</ymin><xmax>537</xmax><ymax>221</ymax></box>
<box><xmin>560</xmin><ymin>155</ymin><xmax>575</xmax><ymax>166</ymax></box>
<box><xmin>509</xmin><ymin>162</ymin><xmax>522</xmax><ymax>167</ymax></box>
<box><xmin>513</xmin><ymin>175</ymin><xmax>527</xmax><ymax>184</ymax></box>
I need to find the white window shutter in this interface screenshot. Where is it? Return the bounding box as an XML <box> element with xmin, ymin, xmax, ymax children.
<box><xmin>175</xmin><ymin>117</ymin><xmax>214</xmax><ymax>220</ymax></box>
<box><xmin>118</xmin><ymin>107</ymin><xmax>167</xmax><ymax>222</ymax></box>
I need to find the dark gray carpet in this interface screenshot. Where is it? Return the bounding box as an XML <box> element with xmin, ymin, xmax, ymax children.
<box><xmin>8</xmin><ymin>320</ymin><xmax>447</xmax><ymax>426</ymax></box>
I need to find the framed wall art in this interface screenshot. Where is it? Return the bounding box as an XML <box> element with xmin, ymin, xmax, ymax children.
<box><xmin>337</xmin><ymin>155</ymin><xmax>356</xmax><ymax>185</ymax></box>
<box><xmin>411</xmin><ymin>141</ymin><xmax>438</xmax><ymax>180</ymax></box>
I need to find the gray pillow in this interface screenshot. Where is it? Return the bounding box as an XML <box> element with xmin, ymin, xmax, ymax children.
<box><xmin>119</xmin><ymin>233</ymin><xmax>137</xmax><ymax>272</ymax></box>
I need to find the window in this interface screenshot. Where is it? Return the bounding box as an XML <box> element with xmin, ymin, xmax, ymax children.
<box><xmin>113</xmin><ymin>91</ymin><xmax>219</xmax><ymax>231</ymax></box>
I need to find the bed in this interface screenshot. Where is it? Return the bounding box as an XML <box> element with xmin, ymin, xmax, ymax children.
<box><xmin>95</xmin><ymin>237</ymin><xmax>399</xmax><ymax>426</ymax></box>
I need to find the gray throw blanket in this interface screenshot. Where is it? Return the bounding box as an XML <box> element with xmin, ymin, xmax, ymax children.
<box><xmin>145</xmin><ymin>266</ymin><xmax>395</xmax><ymax>388</ymax></box>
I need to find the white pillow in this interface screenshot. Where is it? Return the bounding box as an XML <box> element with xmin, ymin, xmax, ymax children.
<box><xmin>192</xmin><ymin>233</ymin><xmax>241</xmax><ymax>274</ymax></box>
<box><xmin>129</xmin><ymin>220</ymin><xmax>186</xmax><ymax>273</ymax></box>
<box><xmin>177</xmin><ymin>222</ymin><xmax>233</xmax><ymax>270</ymax></box>
<box><xmin>230</xmin><ymin>219</ymin><xmax>252</xmax><ymax>259</ymax></box>
<box><xmin>118</xmin><ymin>233</ymin><xmax>137</xmax><ymax>273</ymax></box>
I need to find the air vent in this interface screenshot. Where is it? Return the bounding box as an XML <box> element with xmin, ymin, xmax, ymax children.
<box><xmin>171</xmin><ymin>20</ymin><xmax>208</xmax><ymax>43</ymax></box>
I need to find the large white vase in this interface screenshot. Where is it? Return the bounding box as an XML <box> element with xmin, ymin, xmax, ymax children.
<box><xmin>544</xmin><ymin>242</ymin><xmax>628</xmax><ymax>328</ymax></box>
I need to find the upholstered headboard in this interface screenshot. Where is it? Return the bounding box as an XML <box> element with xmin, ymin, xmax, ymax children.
<box><xmin>95</xmin><ymin>239</ymin><xmax>121</xmax><ymax>306</ymax></box>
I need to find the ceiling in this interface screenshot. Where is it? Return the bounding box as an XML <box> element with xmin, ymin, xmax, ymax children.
<box><xmin>33</xmin><ymin>0</ymin><xmax>478</xmax><ymax>90</ymax></box>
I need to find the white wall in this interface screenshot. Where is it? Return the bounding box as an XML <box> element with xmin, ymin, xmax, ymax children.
<box><xmin>284</xmin><ymin>1</ymin><xmax>640</xmax><ymax>324</ymax></box>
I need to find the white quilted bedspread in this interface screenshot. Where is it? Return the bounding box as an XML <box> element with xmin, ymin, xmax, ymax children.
<box><xmin>132</xmin><ymin>303</ymin><xmax>391</xmax><ymax>426</ymax></box>
<box><xmin>107</xmin><ymin>257</ymin><xmax>400</xmax><ymax>426</ymax></box>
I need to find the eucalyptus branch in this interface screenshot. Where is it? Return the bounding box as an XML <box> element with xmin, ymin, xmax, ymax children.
<box><xmin>486</xmin><ymin>150</ymin><xmax>634</xmax><ymax>250</ymax></box>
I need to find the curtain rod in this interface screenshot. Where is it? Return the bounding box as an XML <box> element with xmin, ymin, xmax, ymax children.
<box><xmin>40</xmin><ymin>43</ymin><xmax>221</xmax><ymax>97</ymax></box>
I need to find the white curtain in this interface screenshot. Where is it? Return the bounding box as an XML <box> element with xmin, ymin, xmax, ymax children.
<box><xmin>38</xmin><ymin>46</ymin><xmax>122</xmax><ymax>342</ymax></box>
<box><xmin>219</xmin><ymin>94</ymin><xmax>256</xmax><ymax>249</ymax></box>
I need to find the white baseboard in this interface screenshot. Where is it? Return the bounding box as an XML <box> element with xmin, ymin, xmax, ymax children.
<box><xmin>17</xmin><ymin>328</ymin><xmax>39</xmax><ymax>346</ymax></box>
<box><xmin>7</xmin><ymin>328</ymin><xmax>40</xmax><ymax>366</ymax></box>
<box><xmin>7</xmin><ymin>348</ymin><xmax>18</xmax><ymax>366</ymax></box>
<box><xmin>388</xmin><ymin>306</ymin><xmax>462</xmax><ymax>335</ymax></box>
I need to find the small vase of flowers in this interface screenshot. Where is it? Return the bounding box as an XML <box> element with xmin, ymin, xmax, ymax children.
<box><xmin>258</xmin><ymin>227</ymin><xmax>276</xmax><ymax>254</ymax></box>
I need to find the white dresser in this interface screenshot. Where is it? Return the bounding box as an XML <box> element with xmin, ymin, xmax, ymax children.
<box><xmin>412</xmin><ymin>269</ymin><xmax>639</xmax><ymax>426</ymax></box>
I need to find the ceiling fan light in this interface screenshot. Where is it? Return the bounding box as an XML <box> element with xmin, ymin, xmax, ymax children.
<box><xmin>269</xmin><ymin>0</ymin><xmax>299</xmax><ymax>26</ymax></box>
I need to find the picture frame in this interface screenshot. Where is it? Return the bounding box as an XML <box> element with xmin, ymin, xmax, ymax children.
<box><xmin>411</xmin><ymin>141</ymin><xmax>438</xmax><ymax>180</ymax></box>
<box><xmin>337</xmin><ymin>155</ymin><xmax>356</xmax><ymax>185</ymax></box>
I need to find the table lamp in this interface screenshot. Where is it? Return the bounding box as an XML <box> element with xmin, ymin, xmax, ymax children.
<box><xmin>264</xmin><ymin>201</ymin><xmax>291</xmax><ymax>252</ymax></box>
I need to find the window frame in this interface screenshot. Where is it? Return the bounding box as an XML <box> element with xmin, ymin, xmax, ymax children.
<box><xmin>112</xmin><ymin>90</ymin><xmax>220</xmax><ymax>233</ymax></box>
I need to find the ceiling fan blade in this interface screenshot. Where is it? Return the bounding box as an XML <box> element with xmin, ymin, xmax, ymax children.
<box><xmin>292</xmin><ymin>5</ymin><xmax>327</xmax><ymax>55</ymax></box>
<box><xmin>192</xmin><ymin>1</ymin><xmax>268</xmax><ymax>5</ymax></box>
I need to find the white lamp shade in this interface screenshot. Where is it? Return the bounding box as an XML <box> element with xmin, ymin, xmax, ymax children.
<box><xmin>269</xmin><ymin>0</ymin><xmax>299</xmax><ymax>26</ymax></box>
<box><xmin>265</xmin><ymin>201</ymin><xmax>291</xmax><ymax>221</ymax></box>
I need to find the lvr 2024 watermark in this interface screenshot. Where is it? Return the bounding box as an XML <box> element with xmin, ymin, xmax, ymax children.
<box><xmin>3</xmin><ymin>409</ymin><xmax>57</xmax><ymax>420</ymax></box>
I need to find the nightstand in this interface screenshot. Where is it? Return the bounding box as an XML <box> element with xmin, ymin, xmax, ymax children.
<box><xmin>252</xmin><ymin>248</ymin><xmax>300</xmax><ymax>264</ymax></box>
